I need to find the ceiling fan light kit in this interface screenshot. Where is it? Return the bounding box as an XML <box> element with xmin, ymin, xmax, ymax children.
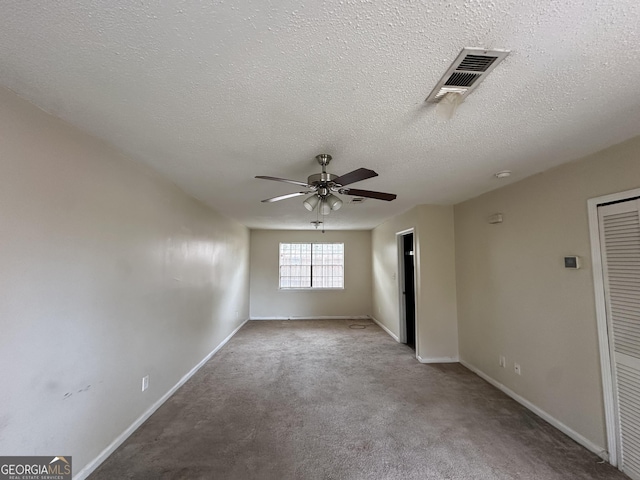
<box><xmin>303</xmin><ymin>195</ymin><xmax>320</xmax><ymax>211</ymax></box>
<box><xmin>320</xmin><ymin>199</ymin><xmax>331</xmax><ymax>215</ymax></box>
<box><xmin>256</xmin><ymin>154</ymin><xmax>396</xmax><ymax>221</ymax></box>
<box><xmin>325</xmin><ymin>194</ymin><xmax>343</xmax><ymax>211</ymax></box>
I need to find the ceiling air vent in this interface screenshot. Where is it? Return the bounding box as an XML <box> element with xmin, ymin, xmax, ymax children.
<box><xmin>426</xmin><ymin>48</ymin><xmax>509</xmax><ymax>103</ymax></box>
<box><xmin>350</xmin><ymin>197</ymin><xmax>366</xmax><ymax>204</ymax></box>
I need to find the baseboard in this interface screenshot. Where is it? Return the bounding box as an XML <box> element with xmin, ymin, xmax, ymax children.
<box><xmin>369</xmin><ymin>316</ymin><xmax>400</xmax><ymax>342</ymax></box>
<box><xmin>74</xmin><ymin>318</ymin><xmax>249</xmax><ymax>480</ymax></box>
<box><xmin>417</xmin><ymin>355</ymin><xmax>459</xmax><ymax>363</ymax></box>
<box><xmin>459</xmin><ymin>359</ymin><xmax>609</xmax><ymax>462</ymax></box>
<box><xmin>250</xmin><ymin>315</ymin><xmax>371</xmax><ymax>321</ymax></box>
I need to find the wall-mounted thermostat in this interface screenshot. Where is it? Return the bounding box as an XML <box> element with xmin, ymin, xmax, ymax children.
<box><xmin>564</xmin><ymin>256</ymin><xmax>581</xmax><ymax>269</ymax></box>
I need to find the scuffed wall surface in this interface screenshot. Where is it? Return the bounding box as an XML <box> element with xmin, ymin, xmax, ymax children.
<box><xmin>0</xmin><ymin>86</ymin><xmax>250</xmax><ymax>472</ymax></box>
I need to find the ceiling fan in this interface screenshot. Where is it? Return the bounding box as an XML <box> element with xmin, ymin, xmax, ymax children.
<box><xmin>256</xmin><ymin>154</ymin><xmax>397</xmax><ymax>215</ymax></box>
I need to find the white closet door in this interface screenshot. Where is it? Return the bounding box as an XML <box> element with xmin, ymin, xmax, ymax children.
<box><xmin>599</xmin><ymin>198</ymin><xmax>640</xmax><ymax>479</ymax></box>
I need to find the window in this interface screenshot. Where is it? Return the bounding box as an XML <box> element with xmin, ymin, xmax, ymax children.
<box><xmin>279</xmin><ymin>243</ymin><xmax>344</xmax><ymax>289</ymax></box>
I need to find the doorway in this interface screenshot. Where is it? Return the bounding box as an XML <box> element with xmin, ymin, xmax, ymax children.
<box><xmin>397</xmin><ymin>230</ymin><xmax>416</xmax><ymax>351</ymax></box>
<box><xmin>589</xmin><ymin>188</ymin><xmax>640</xmax><ymax>477</ymax></box>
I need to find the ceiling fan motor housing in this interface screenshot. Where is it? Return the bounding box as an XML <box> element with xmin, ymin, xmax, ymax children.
<box><xmin>307</xmin><ymin>172</ymin><xmax>339</xmax><ymax>187</ymax></box>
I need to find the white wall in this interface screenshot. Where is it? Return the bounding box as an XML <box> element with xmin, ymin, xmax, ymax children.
<box><xmin>249</xmin><ymin>229</ymin><xmax>372</xmax><ymax>319</ymax></box>
<box><xmin>454</xmin><ymin>135</ymin><xmax>640</xmax><ymax>452</ymax></box>
<box><xmin>0</xmin><ymin>87</ymin><xmax>250</xmax><ymax>474</ymax></box>
<box><xmin>371</xmin><ymin>205</ymin><xmax>458</xmax><ymax>362</ymax></box>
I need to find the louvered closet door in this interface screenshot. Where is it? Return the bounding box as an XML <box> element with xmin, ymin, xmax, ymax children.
<box><xmin>599</xmin><ymin>199</ymin><xmax>640</xmax><ymax>479</ymax></box>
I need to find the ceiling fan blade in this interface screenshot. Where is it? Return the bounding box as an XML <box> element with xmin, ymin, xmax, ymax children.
<box><xmin>261</xmin><ymin>191</ymin><xmax>311</xmax><ymax>203</ymax></box>
<box><xmin>332</xmin><ymin>168</ymin><xmax>378</xmax><ymax>186</ymax></box>
<box><xmin>341</xmin><ymin>188</ymin><xmax>397</xmax><ymax>201</ymax></box>
<box><xmin>256</xmin><ymin>175</ymin><xmax>311</xmax><ymax>188</ymax></box>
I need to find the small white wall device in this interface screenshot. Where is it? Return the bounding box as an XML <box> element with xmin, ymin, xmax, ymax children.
<box><xmin>488</xmin><ymin>213</ymin><xmax>503</xmax><ymax>224</ymax></box>
<box><xmin>564</xmin><ymin>256</ymin><xmax>581</xmax><ymax>269</ymax></box>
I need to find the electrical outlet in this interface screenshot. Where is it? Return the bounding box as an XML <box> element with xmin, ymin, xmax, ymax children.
<box><xmin>514</xmin><ymin>363</ymin><xmax>521</xmax><ymax>375</ymax></box>
<box><xmin>142</xmin><ymin>375</ymin><xmax>149</xmax><ymax>392</ymax></box>
<box><xmin>499</xmin><ymin>355</ymin><xmax>506</xmax><ymax>368</ymax></box>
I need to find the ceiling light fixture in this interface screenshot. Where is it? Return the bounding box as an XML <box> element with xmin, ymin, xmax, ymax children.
<box><xmin>303</xmin><ymin>195</ymin><xmax>320</xmax><ymax>211</ymax></box>
<box><xmin>258</xmin><ymin>153</ymin><xmax>396</xmax><ymax>218</ymax></box>
<box><xmin>302</xmin><ymin>188</ymin><xmax>342</xmax><ymax>215</ymax></box>
<box><xmin>325</xmin><ymin>194</ymin><xmax>343</xmax><ymax>211</ymax></box>
<box><xmin>303</xmin><ymin>193</ymin><xmax>342</xmax><ymax>215</ymax></box>
<box><xmin>495</xmin><ymin>170</ymin><xmax>512</xmax><ymax>179</ymax></box>
<box><xmin>319</xmin><ymin>199</ymin><xmax>331</xmax><ymax>215</ymax></box>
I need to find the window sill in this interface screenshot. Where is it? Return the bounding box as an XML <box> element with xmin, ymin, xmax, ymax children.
<box><xmin>278</xmin><ymin>288</ymin><xmax>345</xmax><ymax>292</ymax></box>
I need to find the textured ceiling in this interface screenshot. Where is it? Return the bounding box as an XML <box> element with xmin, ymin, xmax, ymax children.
<box><xmin>1</xmin><ymin>1</ymin><xmax>639</xmax><ymax>230</ymax></box>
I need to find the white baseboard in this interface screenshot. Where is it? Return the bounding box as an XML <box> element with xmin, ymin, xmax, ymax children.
<box><xmin>74</xmin><ymin>318</ymin><xmax>249</xmax><ymax>480</ymax></box>
<box><xmin>369</xmin><ymin>316</ymin><xmax>400</xmax><ymax>342</ymax></box>
<box><xmin>459</xmin><ymin>359</ymin><xmax>609</xmax><ymax>462</ymax></box>
<box><xmin>250</xmin><ymin>315</ymin><xmax>371</xmax><ymax>320</ymax></box>
<box><xmin>368</xmin><ymin>318</ymin><xmax>459</xmax><ymax>364</ymax></box>
<box><xmin>417</xmin><ymin>355</ymin><xmax>459</xmax><ymax>363</ymax></box>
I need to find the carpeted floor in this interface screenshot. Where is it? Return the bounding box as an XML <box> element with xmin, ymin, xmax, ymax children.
<box><xmin>90</xmin><ymin>320</ymin><xmax>628</xmax><ymax>479</ymax></box>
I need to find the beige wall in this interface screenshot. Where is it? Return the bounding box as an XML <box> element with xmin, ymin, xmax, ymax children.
<box><xmin>455</xmin><ymin>135</ymin><xmax>640</xmax><ymax>451</ymax></box>
<box><xmin>249</xmin><ymin>229</ymin><xmax>372</xmax><ymax>318</ymax></box>
<box><xmin>0</xmin><ymin>87</ymin><xmax>250</xmax><ymax>473</ymax></box>
<box><xmin>372</xmin><ymin>205</ymin><xmax>458</xmax><ymax>361</ymax></box>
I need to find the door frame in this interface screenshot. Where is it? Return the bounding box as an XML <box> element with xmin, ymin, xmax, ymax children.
<box><xmin>396</xmin><ymin>228</ymin><xmax>418</xmax><ymax>357</ymax></box>
<box><xmin>588</xmin><ymin>186</ymin><xmax>640</xmax><ymax>467</ymax></box>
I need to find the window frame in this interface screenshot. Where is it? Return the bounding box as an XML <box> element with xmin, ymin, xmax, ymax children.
<box><xmin>278</xmin><ymin>242</ymin><xmax>345</xmax><ymax>291</ymax></box>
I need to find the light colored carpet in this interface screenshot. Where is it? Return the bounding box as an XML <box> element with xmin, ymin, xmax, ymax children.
<box><xmin>90</xmin><ymin>320</ymin><xmax>627</xmax><ymax>479</ymax></box>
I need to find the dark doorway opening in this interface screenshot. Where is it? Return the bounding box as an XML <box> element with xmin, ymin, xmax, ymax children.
<box><xmin>402</xmin><ymin>233</ymin><xmax>416</xmax><ymax>350</ymax></box>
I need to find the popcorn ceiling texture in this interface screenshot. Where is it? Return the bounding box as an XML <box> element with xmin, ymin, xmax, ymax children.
<box><xmin>1</xmin><ymin>0</ymin><xmax>639</xmax><ymax>229</ymax></box>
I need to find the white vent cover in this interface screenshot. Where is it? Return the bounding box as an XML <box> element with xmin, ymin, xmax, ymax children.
<box><xmin>426</xmin><ymin>48</ymin><xmax>510</xmax><ymax>103</ymax></box>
